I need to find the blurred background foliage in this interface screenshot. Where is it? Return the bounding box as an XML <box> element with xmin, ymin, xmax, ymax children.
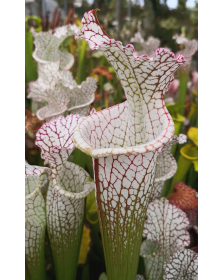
<box><xmin>25</xmin><ymin>1</ymin><xmax>198</xmax><ymax>279</ymax></box>
<box><xmin>25</xmin><ymin>0</ymin><xmax>198</xmax><ymax>45</ymax></box>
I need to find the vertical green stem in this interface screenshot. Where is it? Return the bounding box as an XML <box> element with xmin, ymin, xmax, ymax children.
<box><xmin>187</xmin><ymin>165</ymin><xmax>198</xmax><ymax>190</ymax></box>
<box><xmin>88</xmin><ymin>57</ymin><xmax>94</xmax><ymax>75</ymax></box>
<box><xmin>168</xmin><ymin>155</ymin><xmax>192</xmax><ymax>194</ymax></box>
<box><xmin>171</xmin><ymin>119</ymin><xmax>184</xmax><ymax>155</ymax></box>
<box><xmin>72</xmin><ymin>149</ymin><xmax>94</xmax><ymax>179</ymax></box>
<box><xmin>72</xmin><ymin>148</ymin><xmax>87</xmax><ymax>170</ymax></box>
<box><xmin>188</xmin><ymin>102</ymin><xmax>198</xmax><ymax>128</ymax></box>
<box><xmin>160</xmin><ymin>178</ymin><xmax>172</xmax><ymax>198</ymax></box>
<box><xmin>81</xmin><ymin>263</ymin><xmax>89</xmax><ymax>280</ymax></box>
<box><xmin>77</xmin><ymin>40</ymin><xmax>87</xmax><ymax>84</ymax></box>
<box><xmin>178</xmin><ymin>70</ymin><xmax>189</xmax><ymax>116</ymax></box>
<box><xmin>25</xmin><ymin>28</ymin><xmax>37</xmax><ymax>84</ymax></box>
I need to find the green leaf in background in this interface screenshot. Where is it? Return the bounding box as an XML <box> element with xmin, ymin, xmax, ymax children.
<box><xmin>166</xmin><ymin>102</ymin><xmax>185</xmax><ymax>118</ymax></box>
<box><xmin>108</xmin><ymin>67</ymin><xmax>115</xmax><ymax>73</ymax></box>
<box><xmin>166</xmin><ymin>103</ymin><xmax>185</xmax><ymax>154</ymax></box>
<box><xmin>187</xmin><ymin>165</ymin><xmax>198</xmax><ymax>191</ymax></box>
<box><xmin>173</xmin><ymin>113</ymin><xmax>185</xmax><ymax>134</ymax></box>
<box><xmin>162</xmin><ymin>126</ymin><xmax>198</xmax><ymax>196</ymax></box>
<box><xmin>77</xmin><ymin>39</ymin><xmax>87</xmax><ymax>84</ymax></box>
<box><xmin>188</xmin><ymin>102</ymin><xmax>198</xmax><ymax>128</ymax></box>
<box><xmin>60</xmin><ymin>35</ymin><xmax>74</xmax><ymax>53</ymax></box>
<box><xmin>78</xmin><ymin>225</ymin><xmax>91</xmax><ymax>265</ymax></box>
<box><xmin>187</xmin><ymin>127</ymin><xmax>198</xmax><ymax>147</ymax></box>
<box><xmin>169</xmin><ymin>143</ymin><xmax>198</xmax><ymax>194</ymax></box>
<box><xmin>178</xmin><ymin>67</ymin><xmax>190</xmax><ymax>116</ymax></box>
<box><xmin>71</xmin><ymin>149</ymin><xmax>94</xmax><ymax>179</ymax></box>
<box><xmin>86</xmin><ymin>191</ymin><xmax>98</xmax><ymax>225</ymax></box>
<box><xmin>166</xmin><ymin>103</ymin><xmax>185</xmax><ymax>137</ymax></box>
<box><xmin>25</xmin><ymin>20</ymin><xmax>38</xmax><ymax>83</ymax></box>
<box><xmin>25</xmin><ymin>16</ymin><xmax>42</xmax><ymax>32</ymax></box>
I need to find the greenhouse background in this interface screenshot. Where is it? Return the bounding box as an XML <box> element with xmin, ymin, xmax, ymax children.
<box><xmin>24</xmin><ymin>0</ymin><xmax>199</xmax><ymax>279</ymax></box>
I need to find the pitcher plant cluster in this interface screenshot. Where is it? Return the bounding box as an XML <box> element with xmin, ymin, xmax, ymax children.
<box><xmin>25</xmin><ymin>8</ymin><xmax>198</xmax><ymax>280</ymax></box>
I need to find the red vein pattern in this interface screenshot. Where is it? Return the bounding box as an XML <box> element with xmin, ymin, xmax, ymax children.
<box><xmin>73</xmin><ymin>10</ymin><xmax>186</xmax><ymax>280</ymax></box>
<box><xmin>163</xmin><ymin>249</ymin><xmax>198</xmax><ymax>280</ymax></box>
<box><xmin>46</xmin><ymin>162</ymin><xmax>95</xmax><ymax>279</ymax></box>
<box><xmin>141</xmin><ymin>198</ymin><xmax>190</xmax><ymax>280</ymax></box>
<box><xmin>25</xmin><ymin>171</ymin><xmax>46</xmax><ymax>279</ymax></box>
<box><xmin>35</xmin><ymin>115</ymin><xmax>95</xmax><ymax>280</ymax></box>
<box><xmin>94</xmin><ymin>152</ymin><xmax>157</xmax><ymax>279</ymax></box>
<box><xmin>25</xmin><ymin>161</ymin><xmax>48</xmax><ymax>179</ymax></box>
<box><xmin>151</xmin><ymin>134</ymin><xmax>187</xmax><ymax>202</ymax></box>
<box><xmin>35</xmin><ymin>114</ymin><xmax>83</xmax><ymax>178</ymax></box>
<box><xmin>74</xmin><ymin>11</ymin><xmax>186</xmax><ymax>158</ymax></box>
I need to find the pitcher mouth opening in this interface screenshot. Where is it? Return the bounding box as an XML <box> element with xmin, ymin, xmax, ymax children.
<box><xmin>52</xmin><ymin>162</ymin><xmax>95</xmax><ymax>199</ymax></box>
<box><xmin>154</xmin><ymin>156</ymin><xmax>177</xmax><ymax>183</ymax></box>
<box><xmin>25</xmin><ymin>175</ymin><xmax>45</xmax><ymax>200</ymax></box>
<box><xmin>73</xmin><ymin>102</ymin><xmax>174</xmax><ymax>159</ymax></box>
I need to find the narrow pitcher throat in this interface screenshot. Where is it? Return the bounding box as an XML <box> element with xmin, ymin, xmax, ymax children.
<box><xmin>25</xmin><ymin>177</ymin><xmax>45</xmax><ymax>200</ymax></box>
<box><xmin>124</xmin><ymin>96</ymin><xmax>169</xmax><ymax>146</ymax></box>
<box><xmin>125</xmin><ymin>100</ymin><xmax>147</xmax><ymax>146</ymax></box>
